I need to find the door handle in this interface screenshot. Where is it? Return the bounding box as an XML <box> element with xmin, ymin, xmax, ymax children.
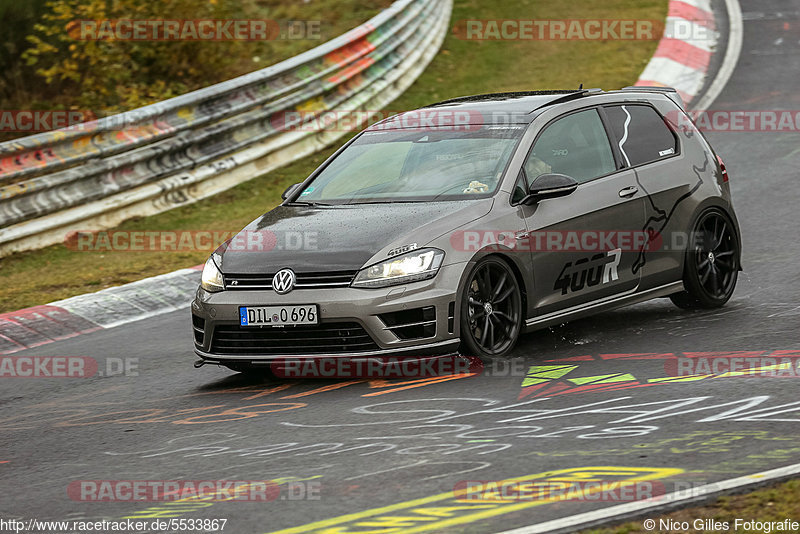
<box><xmin>618</xmin><ymin>186</ymin><xmax>639</xmax><ymax>198</ymax></box>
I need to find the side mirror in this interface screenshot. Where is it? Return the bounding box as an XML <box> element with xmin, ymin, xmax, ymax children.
<box><xmin>521</xmin><ymin>173</ymin><xmax>579</xmax><ymax>205</ymax></box>
<box><xmin>282</xmin><ymin>183</ymin><xmax>302</xmax><ymax>201</ymax></box>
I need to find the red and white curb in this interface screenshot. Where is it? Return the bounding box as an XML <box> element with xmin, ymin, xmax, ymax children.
<box><xmin>635</xmin><ymin>0</ymin><xmax>718</xmax><ymax>106</ymax></box>
<box><xmin>0</xmin><ymin>266</ymin><xmax>201</xmax><ymax>354</ymax></box>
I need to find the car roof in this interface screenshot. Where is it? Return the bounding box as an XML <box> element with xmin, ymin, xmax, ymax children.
<box><xmin>366</xmin><ymin>87</ymin><xmax>682</xmax><ymax>130</ymax></box>
<box><xmin>429</xmin><ymin>90</ymin><xmax>586</xmax><ymax>113</ymax></box>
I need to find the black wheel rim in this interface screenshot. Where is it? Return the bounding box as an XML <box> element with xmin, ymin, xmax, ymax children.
<box><xmin>466</xmin><ymin>262</ymin><xmax>521</xmax><ymax>355</ymax></box>
<box><xmin>694</xmin><ymin>212</ymin><xmax>737</xmax><ymax>299</ymax></box>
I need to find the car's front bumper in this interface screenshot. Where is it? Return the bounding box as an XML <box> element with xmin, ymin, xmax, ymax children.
<box><xmin>191</xmin><ymin>263</ymin><xmax>465</xmax><ymax>362</ymax></box>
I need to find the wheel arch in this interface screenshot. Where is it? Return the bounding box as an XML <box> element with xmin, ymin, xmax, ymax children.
<box><xmin>453</xmin><ymin>250</ymin><xmax>531</xmax><ymax>338</ymax></box>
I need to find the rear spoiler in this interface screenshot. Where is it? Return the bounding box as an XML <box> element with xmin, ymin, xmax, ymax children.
<box><xmin>530</xmin><ymin>88</ymin><xmax>603</xmax><ymax>112</ymax></box>
<box><xmin>620</xmin><ymin>86</ymin><xmax>685</xmax><ymax>110</ymax></box>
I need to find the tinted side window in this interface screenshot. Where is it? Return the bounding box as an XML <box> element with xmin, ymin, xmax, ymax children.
<box><xmin>526</xmin><ymin>109</ymin><xmax>616</xmax><ymax>185</ymax></box>
<box><xmin>605</xmin><ymin>104</ymin><xmax>677</xmax><ymax>167</ymax></box>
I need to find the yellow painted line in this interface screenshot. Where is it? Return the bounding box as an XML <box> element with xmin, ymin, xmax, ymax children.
<box><xmin>267</xmin><ymin>466</ymin><xmax>683</xmax><ymax>534</ymax></box>
<box><xmin>521</xmin><ymin>365</ymin><xmax>577</xmax><ymax>386</ymax></box>
<box><xmin>520</xmin><ymin>377</ymin><xmax>549</xmax><ymax>386</ymax></box>
<box><xmin>648</xmin><ymin>375</ymin><xmax>710</xmax><ymax>383</ymax></box>
<box><xmin>716</xmin><ymin>362</ymin><xmax>797</xmax><ymax>378</ymax></box>
<box><xmin>568</xmin><ymin>373</ymin><xmax>637</xmax><ymax>385</ymax></box>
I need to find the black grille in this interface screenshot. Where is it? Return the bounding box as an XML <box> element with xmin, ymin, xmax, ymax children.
<box><xmin>210</xmin><ymin>322</ymin><xmax>379</xmax><ymax>355</ymax></box>
<box><xmin>192</xmin><ymin>314</ymin><xmax>205</xmax><ymax>345</ymax></box>
<box><xmin>224</xmin><ymin>271</ymin><xmax>356</xmax><ymax>290</ymax></box>
<box><xmin>379</xmin><ymin>306</ymin><xmax>436</xmax><ymax>341</ymax></box>
<box><xmin>447</xmin><ymin>301</ymin><xmax>455</xmax><ymax>334</ymax></box>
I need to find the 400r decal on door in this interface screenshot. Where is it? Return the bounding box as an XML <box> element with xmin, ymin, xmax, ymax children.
<box><xmin>554</xmin><ymin>248</ymin><xmax>621</xmax><ymax>295</ymax></box>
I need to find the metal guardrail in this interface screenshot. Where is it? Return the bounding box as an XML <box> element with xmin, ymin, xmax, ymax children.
<box><xmin>0</xmin><ymin>0</ymin><xmax>452</xmax><ymax>256</ymax></box>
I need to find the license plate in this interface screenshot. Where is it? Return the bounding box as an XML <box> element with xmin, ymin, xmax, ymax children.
<box><xmin>239</xmin><ymin>305</ymin><xmax>318</xmax><ymax>326</ymax></box>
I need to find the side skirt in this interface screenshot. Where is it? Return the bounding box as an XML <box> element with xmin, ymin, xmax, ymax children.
<box><xmin>524</xmin><ymin>281</ymin><xmax>684</xmax><ymax>332</ymax></box>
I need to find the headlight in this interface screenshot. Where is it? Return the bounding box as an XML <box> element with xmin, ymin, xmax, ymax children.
<box><xmin>352</xmin><ymin>248</ymin><xmax>445</xmax><ymax>288</ymax></box>
<box><xmin>201</xmin><ymin>256</ymin><xmax>224</xmax><ymax>292</ymax></box>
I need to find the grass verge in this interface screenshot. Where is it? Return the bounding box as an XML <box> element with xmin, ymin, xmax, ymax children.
<box><xmin>0</xmin><ymin>0</ymin><xmax>391</xmax><ymax>129</ymax></box>
<box><xmin>581</xmin><ymin>479</ymin><xmax>800</xmax><ymax>534</ymax></box>
<box><xmin>0</xmin><ymin>0</ymin><xmax>667</xmax><ymax>312</ymax></box>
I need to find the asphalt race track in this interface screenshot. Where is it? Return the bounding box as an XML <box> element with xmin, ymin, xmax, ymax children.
<box><xmin>1</xmin><ymin>1</ymin><xmax>799</xmax><ymax>532</ymax></box>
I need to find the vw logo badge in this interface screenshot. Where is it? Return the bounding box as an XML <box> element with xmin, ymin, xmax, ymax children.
<box><xmin>272</xmin><ymin>268</ymin><xmax>296</xmax><ymax>294</ymax></box>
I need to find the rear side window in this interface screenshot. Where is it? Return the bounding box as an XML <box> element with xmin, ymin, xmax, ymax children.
<box><xmin>526</xmin><ymin>108</ymin><xmax>616</xmax><ymax>185</ymax></box>
<box><xmin>604</xmin><ymin>104</ymin><xmax>677</xmax><ymax>167</ymax></box>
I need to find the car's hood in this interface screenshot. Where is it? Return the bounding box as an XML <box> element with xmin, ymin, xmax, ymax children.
<box><xmin>216</xmin><ymin>200</ymin><xmax>492</xmax><ymax>273</ymax></box>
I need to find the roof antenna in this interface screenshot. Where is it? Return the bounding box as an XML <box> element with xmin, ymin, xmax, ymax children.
<box><xmin>578</xmin><ymin>83</ymin><xmax>583</xmax><ymax>90</ymax></box>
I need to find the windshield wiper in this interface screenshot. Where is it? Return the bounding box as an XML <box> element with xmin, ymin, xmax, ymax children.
<box><xmin>343</xmin><ymin>200</ymin><xmax>422</xmax><ymax>205</ymax></box>
<box><xmin>285</xmin><ymin>200</ymin><xmax>333</xmax><ymax>207</ymax></box>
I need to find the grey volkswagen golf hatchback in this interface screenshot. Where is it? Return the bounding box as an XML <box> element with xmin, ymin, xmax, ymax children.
<box><xmin>192</xmin><ymin>87</ymin><xmax>741</xmax><ymax>369</ymax></box>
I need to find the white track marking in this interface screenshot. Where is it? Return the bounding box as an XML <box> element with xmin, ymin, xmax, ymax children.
<box><xmin>495</xmin><ymin>462</ymin><xmax>800</xmax><ymax>534</ymax></box>
<box><xmin>692</xmin><ymin>0</ymin><xmax>744</xmax><ymax>111</ymax></box>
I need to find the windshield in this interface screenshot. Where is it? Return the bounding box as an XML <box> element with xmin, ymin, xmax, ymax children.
<box><xmin>294</xmin><ymin>126</ymin><xmax>525</xmax><ymax>204</ymax></box>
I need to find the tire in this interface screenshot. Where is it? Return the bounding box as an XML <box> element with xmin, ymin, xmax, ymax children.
<box><xmin>670</xmin><ymin>208</ymin><xmax>739</xmax><ymax>309</ymax></box>
<box><xmin>460</xmin><ymin>257</ymin><xmax>523</xmax><ymax>361</ymax></box>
